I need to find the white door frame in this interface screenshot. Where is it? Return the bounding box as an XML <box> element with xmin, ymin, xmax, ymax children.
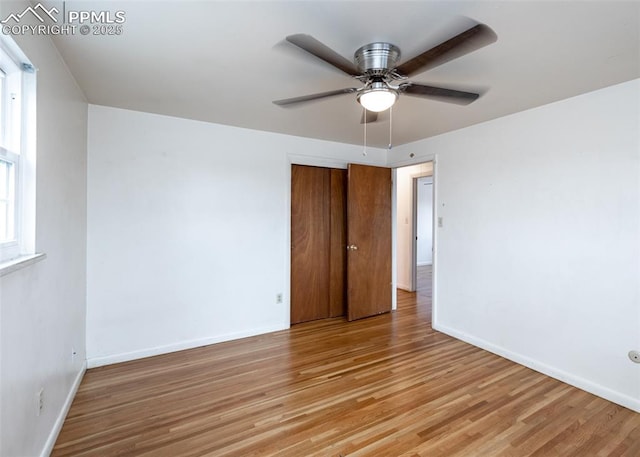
<box><xmin>390</xmin><ymin>161</ymin><xmax>434</xmax><ymax>293</ymax></box>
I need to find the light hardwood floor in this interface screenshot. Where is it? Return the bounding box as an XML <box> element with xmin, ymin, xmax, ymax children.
<box><xmin>53</xmin><ymin>266</ymin><xmax>639</xmax><ymax>456</ymax></box>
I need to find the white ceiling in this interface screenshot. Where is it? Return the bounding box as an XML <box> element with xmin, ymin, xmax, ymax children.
<box><xmin>45</xmin><ymin>0</ymin><xmax>640</xmax><ymax>148</ymax></box>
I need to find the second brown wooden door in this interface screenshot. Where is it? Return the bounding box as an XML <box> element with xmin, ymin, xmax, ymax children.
<box><xmin>347</xmin><ymin>164</ymin><xmax>392</xmax><ymax>321</ymax></box>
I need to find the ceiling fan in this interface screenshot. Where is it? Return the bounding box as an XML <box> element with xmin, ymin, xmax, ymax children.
<box><xmin>273</xmin><ymin>23</ymin><xmax>497</xmax><ymax>122</ymax></box>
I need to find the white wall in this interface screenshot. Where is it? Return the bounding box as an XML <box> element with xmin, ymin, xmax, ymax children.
<box><xmin>389</xmin><ymin>79</ymin><xmax>640</xmax><ymax>412</ymax></box>
<box><xmin>416</xmin><ymin>177</ymin><xmax>433</xmax><ymax>266</ymax></box>
<box><xmin>86</xmin><ymin>105</ymin><xmax>386</xmax><ymax>367</ymax></box>
<box><xmin>395</xmin><ymin>162</ymin><xmax>432</xmax><ymax>290</ymax></box>
<box><xmin>0</xmin><ymin>2</ymin><xmax>88</xmax><ymax>455</ymax></box>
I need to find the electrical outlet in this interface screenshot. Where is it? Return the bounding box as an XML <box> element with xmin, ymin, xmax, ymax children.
<box><xmin>276</xmin><ymin>293</ymin><xmax>283</xmax><ymax>304</ymax></box>
<box><xmin>36</xmin><ymin>388</ymin><xmax>44</xmax><ymax>416</ymax></box>
<box><xmin>629</xmin><ymin>350</ymin><xmax>640</xmax><ymax>363</ymax></box>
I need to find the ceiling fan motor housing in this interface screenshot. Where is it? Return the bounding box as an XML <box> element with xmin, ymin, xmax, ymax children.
<box><xmin>354</xmin><ymin>42</ymin><xmax>401</xmax><ymax>76</ymax></box>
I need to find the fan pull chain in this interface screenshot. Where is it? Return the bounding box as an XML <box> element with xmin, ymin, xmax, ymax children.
<box><xmin>388</xmin><ymin>106</ymin><xmax>393</xmax><ymax>150</ymax></box>
<box><xmin>363</xmin><ymin>109</ymin><xmax>367</xmax><ymax>156</ymax></box>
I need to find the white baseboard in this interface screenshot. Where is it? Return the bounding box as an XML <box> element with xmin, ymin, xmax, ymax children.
<box><xmin>433</xmin><ymin>322</ymin><xmax>640</xmax><ymax>413</ymax></box>
<box><xmin>87</xmin><ymin>324</ymin><xmax>288</xmax><ymax>368</ymax></box>
<box><xmin>397</xmin><ymin>283</ymin><xmax>412</xmax><ymax>292</ymax></box>
<box><xmin>416</xmin><ymin>261</ymin><xmax>432</xmax><ymax>266</ymax></box>
<box><xmin>40</xmin><ymin>363</ymin><xmax>86</xmax><ymax>457</ymax></box>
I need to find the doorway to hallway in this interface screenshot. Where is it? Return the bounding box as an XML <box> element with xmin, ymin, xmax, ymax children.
<box><xmin>395</xmin><ymin>161</ymin><xmax>434</xmax><ymax>311</ymax></box>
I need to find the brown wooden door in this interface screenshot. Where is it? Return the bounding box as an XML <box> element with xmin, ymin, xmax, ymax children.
<box><xmin>290</xmin><ymin>165</ymin><xmax>347</xmax><ymax>324</ymax></box>
<box><xmin>291</xmin><ymin>165</ymin><xmax>329</xmax><ymax>324</ymax></box>
<box><xmin>347</xmin><ymin>164</ymin><xmax>392</xmax><ymax>321</ymax></box>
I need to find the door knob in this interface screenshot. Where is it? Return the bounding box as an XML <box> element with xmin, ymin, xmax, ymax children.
<box><xmin>347</xmin><ymin>244</ymin><xmax>358</xmax><ymax>251</ymax></box>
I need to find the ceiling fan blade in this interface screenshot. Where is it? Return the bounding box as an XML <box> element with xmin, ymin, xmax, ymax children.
<box><xmin>395</xmin><ymin>24</ymin><xmax>497</xmax><ymax>77</ymax></box>
<box><xmin>361</xmin><ymin>109</ymin><xmax>378</xmax><ymax>124</ymax></box>
<box><xmin>401</xmin><ymin>83</ymin><xmax>480</xmax><ymax>105</ymax></box>
<box><xmin>286</xmin><ymin>34</ymin><xmax>360</xmax><ymax>76</ymax></box>
<box><xmin>273</xmin><ymin>88</ymin><xmax>358</xmax><ymax>106</ymax></box>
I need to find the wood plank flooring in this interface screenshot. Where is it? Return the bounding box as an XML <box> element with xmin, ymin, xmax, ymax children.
<box><xmin>53</xmin><ymin>266</ymin><xmax>640</xmax><ymax>456</ymax></box>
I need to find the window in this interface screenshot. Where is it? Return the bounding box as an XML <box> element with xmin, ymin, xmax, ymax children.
<box><xmin>0</xmin><ymin>157</ymin><xmax>16</xmax><ymax>243</ymax></box>
<box><xmin>0</xmin><ymin>36</ymin><xmax>35</xmax><ymax>263</ymax></box>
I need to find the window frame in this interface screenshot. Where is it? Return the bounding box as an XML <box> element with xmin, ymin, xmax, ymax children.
<box><xmin>0</xmin><ymin>36</ymin><xmax>35</xmax><ymax>264</ymax></box>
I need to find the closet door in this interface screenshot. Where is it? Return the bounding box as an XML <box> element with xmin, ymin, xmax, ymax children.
<box><xmin>290</xmin><ymin>165</ymin><xmax>347</xmax><ymax>324</ymax></box>
<box><xmin>346</xmin><ymin>164</ymin><xmax>392</xmax><ymax>321</ymax></box>
<box><xmin>291</xmin><ymin>165</ymin><xmax>330</xmax><ymax>324</ymax></box>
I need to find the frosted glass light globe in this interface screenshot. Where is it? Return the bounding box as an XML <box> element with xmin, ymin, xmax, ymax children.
<box><xmin>358</xmin><ymin>86</ymin><xmax>398</xmax><ymax>112</ymax></box>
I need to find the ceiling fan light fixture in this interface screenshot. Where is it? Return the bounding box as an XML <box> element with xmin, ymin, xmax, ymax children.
<box><xmin>357</xmin><ymin>83</ymin><xmax>398</xmax><ymax>112</ymax></box>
